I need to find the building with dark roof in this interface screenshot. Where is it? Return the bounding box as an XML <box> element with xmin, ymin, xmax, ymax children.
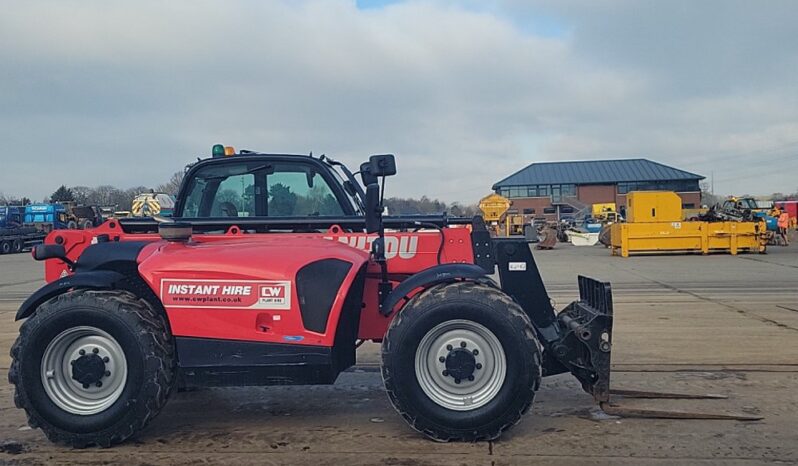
<box><xmin>492</xmin><ymin>158</ymin><xmax>705</xmax><ymax>220</ymax></box>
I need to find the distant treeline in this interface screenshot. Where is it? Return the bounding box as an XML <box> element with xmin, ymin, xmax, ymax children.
<box><xmin>1</xmin><ymin>172</ymin><xmax>480</xmax><ymax>217</ymax></box>
<box><xmin>385</xmin><ymin>196</ymin><xmax>479</xmax><ymax>217</ymax></box>
<box><xmin>0</xmin><ymin>172</ymin><xmax>184</xmax><ymax>209</ymax></box>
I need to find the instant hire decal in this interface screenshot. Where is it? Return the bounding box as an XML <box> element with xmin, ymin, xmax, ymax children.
<box><xmin>160</xmin><ymin>279</ymin><xmax>292</xmax><ymax>310</ymax></box>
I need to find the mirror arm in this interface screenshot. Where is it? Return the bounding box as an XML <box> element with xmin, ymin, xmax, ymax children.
<box><xmin>372</xmin><ymin>224</ymin><xmax>392</xmax><ymax>308</ymax></box>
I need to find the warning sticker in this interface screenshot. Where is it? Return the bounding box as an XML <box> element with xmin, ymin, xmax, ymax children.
<box><xmin>160</xmin><ymin>279</ymin><xmax>292</xmax><ymax>310</ymax></box>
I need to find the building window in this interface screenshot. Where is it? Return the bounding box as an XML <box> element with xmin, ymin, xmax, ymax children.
<box><xmin>543</xmin><ymin>207</ymin><xmax>556</xmax><ymax>214</ymax></box>
<box><xmin>497</xmin><ymin>183</ymin><xmax>577</xmax><ymax>199</ymax></box>
<box><xmin>618</xmin><ymin>180</ymin><xmax>700</xmax><ymax>194</ymax></box>
<box><xmin>683</xmin><ymin>203</ymin><xmax>695</xmax><ymax>209</ymax></box>
<box><xmin>523</xmin><ymin>208</ymin><xmax>535</xmax><ymax>214</ymax></box>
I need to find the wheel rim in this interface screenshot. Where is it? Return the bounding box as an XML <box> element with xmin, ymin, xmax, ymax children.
<box><xmin>415</xmin><ymin>319</ymin><xmax>506</xmax><ymax>411</ymax></box>
<box><xmin>40</xmin><ymin>326</ymin><xmax>128</xmax><ymax>415</ymax></box>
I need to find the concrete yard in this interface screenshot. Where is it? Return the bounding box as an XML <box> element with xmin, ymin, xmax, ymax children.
<box><xmin>0</xmin><ymin>244</ymin><xmax>797</xmax><ymax>465</ymax></box>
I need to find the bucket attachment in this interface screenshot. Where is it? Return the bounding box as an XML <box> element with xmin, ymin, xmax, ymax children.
<box><xmin>553</xmin><ymin>276</ymin><xmax>762</xmax><ymax>422</ymax></box>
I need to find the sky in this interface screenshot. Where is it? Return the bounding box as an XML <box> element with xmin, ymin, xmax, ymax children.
<box><xmin>1</xmin><ymin>0</ymin><xmax>797</xmax><ymax>204</ymax></box>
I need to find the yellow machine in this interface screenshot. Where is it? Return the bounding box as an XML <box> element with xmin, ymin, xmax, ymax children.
<box><xmin>504</xmin><ymin>209</ymin><xmax>526</xmax><ymax>236</ymax></box>
<box><xmin>610</xmin><ymin>191</ymin><xmax>767</xmax><ymax>257</ymax></box>
<box><xmin>592</xmin><ymin>203</ymin><xmax>622</xmax><ymax>223</ymax></box>
<box><xmin>130</xmin><ymin>193</ymin><xmax>176</xmax><ymax>217</ymax></box>
<box><xmin>479</xmin><ymin>193</ymin><xmax>511</xmax><ymax>236</ymax></box>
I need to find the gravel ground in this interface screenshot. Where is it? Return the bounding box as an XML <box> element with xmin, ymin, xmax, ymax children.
<box><xmin>0</xmin><ymin>241</ymin><xmax>796</xmax><ymax>465</ymax></box>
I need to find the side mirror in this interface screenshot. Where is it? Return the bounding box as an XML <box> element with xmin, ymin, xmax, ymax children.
<box><xmin>369</xmin><ymin>154</ymin><xmax>396</xmax><ymax>177</ymax></box>
<box><xmin>364</xmin><ymin>183</ymin><xmax>381</xmax><ymax>233</ymax></box>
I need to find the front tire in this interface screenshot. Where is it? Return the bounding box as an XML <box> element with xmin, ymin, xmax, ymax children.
<box><xmin>381</xmin><ymin>282</ymin><xmax>542</xmax><ymax>442</ymax></box>
<box><xmin>9</xmin><ymin>290</ymin><xmax>175</xmax><ymax>447</ymax></box>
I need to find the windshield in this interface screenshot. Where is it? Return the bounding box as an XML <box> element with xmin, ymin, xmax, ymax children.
<box><xmin>327</xmin><ymin>164</ymin><xmax>363</xmax><ymax>214</ymax></box>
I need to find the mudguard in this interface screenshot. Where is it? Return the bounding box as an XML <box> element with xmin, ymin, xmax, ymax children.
<box><xmin>15</xmin><ymin>270</ymin><xmax>126</xmax><ymax>321</ymax></box>
<box><xmin>380</xmin><ymin>263</ymin><xmax>494</xmax><ymax>316</ymax></box>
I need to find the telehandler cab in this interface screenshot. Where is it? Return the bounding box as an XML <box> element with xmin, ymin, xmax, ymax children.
<box><xmin>12</xmin><ymin>147</ymin><xmax>623</xmax><ymax>446</ymax></box>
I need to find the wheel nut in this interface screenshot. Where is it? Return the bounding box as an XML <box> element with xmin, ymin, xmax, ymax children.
<box><xmin>103</xmin><ymin>356</ymin><xmax>110</xmax><ymax>363</ymax></box>
<box><xmin>70</xmin><ymin>360</ymin><xmax>76</xmax><ymax>365</ymax></box>
<box><xmin>460</xmin><ymin>341</ymin><xmax>467</xmax><ymax>348</ymax></box>
<box><xmin>442</xmin><ymin>370</ymin><xmax>449</xmax><ymax>376</ymax></box>
<box><xmin>476</xmin><ymin>363</ymin><xmax>483</xmax><ymax>370</ymax></box>
<box><xmin>92</xmin><ymin>348</ymin><xmax>99</xmax><ymax>354</ymax></box>
<box><xmin>104</xmin><ymin>371</ymin><xmax>111</xmax><ymax>377</ymax></box>
<box><xmin>472</xmin><ymin>349</ymin><xmax>479</xmax><ymax>356</ymax></box>
<box><xmin>468</xmin><ymin>376</ymin><xmax>475</xmax><ymax>381</ymax></box>
<box><xmin>79</xmin><ymin>349</ymin><xmax>86</xmax><ymax>356</ymax></box>
<box><xmin>454</xmin><ymin>378</ymin><xmax>461</xmax><ymax>384</ymax></box>
<box><xmin>446</xmin><ymin>344</ymin><xmax>453</xmax><ymax>351</ymax></box>
<box><xmin>82</xmin><ymin>383</ymin><xmax>90</xmax><ymax>389</ymax></box>
<box><xmin>96</xmin><ymin>381</ymin><xmax>102</xmax><ymax>387</ymax></box>
<box><xmin>438</xmin><ymin>356</ymin><xmax>446</xmax><ymax>363</ymax></box>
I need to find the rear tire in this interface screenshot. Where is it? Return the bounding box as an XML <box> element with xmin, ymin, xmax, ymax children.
<box><xmin>0</xmin><ymin>241</ymin><xmax>10</xmax><ymax>254</ymax></box>
<box><xmin>9</xmin><ymin>290</ymin><xmax>175</xmax><ymax>447</ymax></box>
<box><xmin>67</xmin><ymin>220</ymin><xmax>78</xmax><ymax>229</ymax></box>
<box><xmin>11</xmin><ymin>238</ymin><xmax>24</xmax><ymax>253</ymax></box>
<box><xmin>81</xmin><ymin>220</ymin><xmax>93</xmax><ymax>230</ymax></box>
<box><xmin>381</xmin><ymin>282</ymin><xmax>542</xmax><ymax>442</ymax></box>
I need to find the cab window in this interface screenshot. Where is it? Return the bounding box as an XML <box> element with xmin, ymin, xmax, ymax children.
<box><xmin>181</xmin><ymin>160</ymin><xmax>346</xmax><ymax>217</ymax></box>
<box><xmin>267</xmin><ymin>170</ymin><xmax>343</xmax><ymax>216</ymax></box>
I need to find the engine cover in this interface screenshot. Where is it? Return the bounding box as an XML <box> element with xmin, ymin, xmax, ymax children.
<box><xmin>137</xmin><ymin>236</ymin><xmax>370</xmax><ymax>347</ymax></box>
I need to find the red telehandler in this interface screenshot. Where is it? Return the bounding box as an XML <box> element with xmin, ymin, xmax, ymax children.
<box><xmin>10</xmin><ymin>147</ymin><xmax>749</xmax><ymax>447</ymax></box>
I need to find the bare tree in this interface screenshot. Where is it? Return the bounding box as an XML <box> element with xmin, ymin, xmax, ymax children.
<box><xmin>156</xmin><ymin>171</ymin><xmax>185</xmax><ymax>196</ymax></box>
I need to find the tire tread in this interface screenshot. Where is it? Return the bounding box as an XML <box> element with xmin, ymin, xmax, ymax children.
<box><xmin>9</xmin><ymin>289</ymin><xmax>175</xmax><ymax>448</ymax></box>
<box><xmin>381</xmin><ymin>281</ymin><xmax>542</xmax><ymax>442</ymax></box>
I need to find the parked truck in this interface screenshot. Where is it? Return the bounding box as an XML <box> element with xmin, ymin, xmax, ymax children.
<box><xmin>0</xmin><ymin>206</ymin><xmax>47</xmax><ymax>254</ymax></box>
<box><xmin>24</xmin><ymin>204</ymin><xmax>70</xmax><ymax>232</ymax></box>
<box><xmin>130</xmin><ymin>192</ymin><xmax>175</xmax><ymax>217</ymax></box>
<box><xmin>60</xmin><ymin>202</ymin><xmax>104</xmax><ymax>229</ymax></box>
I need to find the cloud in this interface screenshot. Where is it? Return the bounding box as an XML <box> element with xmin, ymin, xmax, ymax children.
<box><xmin>0</xmin><ymin>0</ymin><xmax>796</xmax><ymax>204</ymax></box>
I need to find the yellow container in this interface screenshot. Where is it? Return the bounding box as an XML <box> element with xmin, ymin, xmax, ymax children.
<box><xmin>479</xmin><ymin>193</ymin><xmax>511</xmax><ymax>222</ymax></box>
<box><xmin>626</xmin><ymin>191</ymin><xmax>683</xmax><ymax>223</ymax></box>
<box><xmin>610</xmin><ymin>220</ymin><xmax>767</xmax><ymax>257</ymax></box>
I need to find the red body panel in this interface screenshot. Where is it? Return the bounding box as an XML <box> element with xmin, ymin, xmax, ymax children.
<box><xmin>138</xmin><ymin>238</ymin><xmax>369</xmax><ymax>346</ymax></box>
<box><xmin>42</xmin><ymin>221</ymin><xmax>475</xmax><ymax>344</ymax></box>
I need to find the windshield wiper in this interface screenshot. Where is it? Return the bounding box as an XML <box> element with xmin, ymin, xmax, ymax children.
<box><xmin>320</xmin><ymin>155</ymin><xmax>366</xmax><ymax>208</ymax></box>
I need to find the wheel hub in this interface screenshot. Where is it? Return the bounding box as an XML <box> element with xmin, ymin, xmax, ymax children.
<box><xmin>444</xmin><ymin>347</ymin><xmax>477</xmax><ymax>381</ymax></box>
<box><xmin>415</xmin><ymin>319</ymin><xmax>507</xmax><ymax>411</ymax></box>
<box><xmin>41</xmin><ymin>326</ymin><xmax>127</xmax><ymax>415</ymax></box>
<box><xmin>71</xmin><ymin>353</ymin><xmax>107</xmax><ymax>386</ymax></box>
